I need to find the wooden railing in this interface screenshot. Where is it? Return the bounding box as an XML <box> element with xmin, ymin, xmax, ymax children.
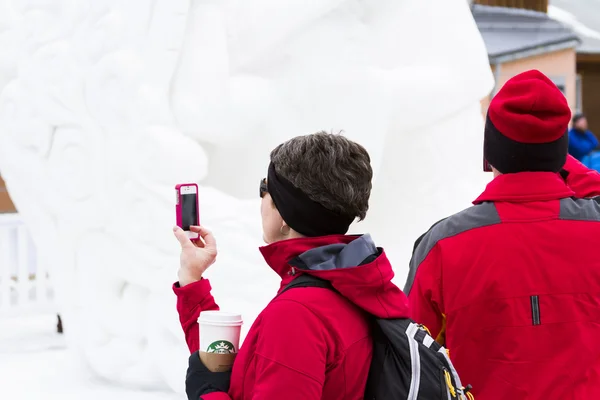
<box><xmin>473</xmin><ymin>0</ymin><xmax>548</xmax><ymax>13</ymax></box>
<box><xmin>0</xmin><ymin>175</ymin><xmax>16</xmax><ymax>213</ymax></box>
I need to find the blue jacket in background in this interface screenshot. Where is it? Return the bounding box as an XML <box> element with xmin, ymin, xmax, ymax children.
<box><xmin>568</xmin><ymin>128</ymin><xmax>599</xmax><ymax>161</ymax></box>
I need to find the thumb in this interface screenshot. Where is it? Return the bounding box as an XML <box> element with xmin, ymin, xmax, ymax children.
<box><xmin>192</xmin><ymin>226</ymin><xmax>217</xmax><ymax>253</ymax></box>
<box><xmin>173</xmin><ymin>226</ymin><xmax>195</xmax><ymax>249</ymax></box>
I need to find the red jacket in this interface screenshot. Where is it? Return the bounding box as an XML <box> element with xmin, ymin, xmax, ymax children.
<box><xmin>175</xmin><ymin>234</ymin><xmax>409</xmax><ymax>400</ymax></box>
<box><xmin>405</xmin><ymin>170</ymin><xmax>600</xmax><ymax>400</ymax></box>
<box><xmin>561</xmin><ymin>154</ymin><xmax>600</xmax><ymax>197</ymax></box>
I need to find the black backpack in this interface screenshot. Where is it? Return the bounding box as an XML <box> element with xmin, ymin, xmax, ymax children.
<box><xmin>281</xmin><ymin>274</ymin><xmax>474</xmax><ymax>400</ymax></box>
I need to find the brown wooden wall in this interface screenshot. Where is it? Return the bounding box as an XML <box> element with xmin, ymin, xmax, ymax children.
<box><xmin>577</xmin><ymin>61</ymin><xmax>600</xmax><ymax>135</ymax></box>
<box><xmin>474</xmin><ymin>0</ymin><xmax>548</xmax><ymax>13</ymax></box>
<box><xmin>0</xmin><ymin>175</ymin><xmax>16</xmax><ymax>213</ymax></box>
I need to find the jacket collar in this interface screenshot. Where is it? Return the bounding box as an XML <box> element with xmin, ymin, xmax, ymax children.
<box><xmin>473</xmin><ymin>172</ymin><xmax>575</xmax><ymax>204</ymax></box>
<box><xmin>259</xmin><ymin>234</ymin><xmax>356</xmax><ymax>285</ymax></box>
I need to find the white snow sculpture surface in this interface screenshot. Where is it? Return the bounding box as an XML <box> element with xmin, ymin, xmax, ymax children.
<box><xmin>0</xmin><ymin>0</ymin><xmax>494</xmax><ymax>394</ymax></box>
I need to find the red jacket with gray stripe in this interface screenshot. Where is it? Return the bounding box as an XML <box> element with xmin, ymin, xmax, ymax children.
<box><xmin>405</xmin><ymin>162</ymin><xmax>600</xmax><ymax>400</ymax></box>
<box><xmin>174</xmin><ymin>234</ymin><xmax>409</xmax><ymax>400</ymax></box>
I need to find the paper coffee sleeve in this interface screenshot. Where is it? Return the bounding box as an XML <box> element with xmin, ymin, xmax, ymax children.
<box><xmin>199</xmin><ymin>351</ymin><xmax>237</xmax><ymax>373</ymax></box>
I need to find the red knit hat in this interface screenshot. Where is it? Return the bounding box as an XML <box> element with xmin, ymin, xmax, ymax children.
<box><xmin>484</xmin><ymin>70</ymin><xmax>571</xmax><ymax>173</ymax></box>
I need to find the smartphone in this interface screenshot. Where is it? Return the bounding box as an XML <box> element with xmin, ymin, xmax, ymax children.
<box><xmin>175</xmin><ymin>183</ymin><xmax>200</xmax><ymax>240</ymax></box>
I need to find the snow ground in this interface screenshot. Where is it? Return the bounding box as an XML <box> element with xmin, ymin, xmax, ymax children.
<box><xmin>0</xmin><ymin>313</ymin><xmax>180</xmax><ymax>400</ymax></box>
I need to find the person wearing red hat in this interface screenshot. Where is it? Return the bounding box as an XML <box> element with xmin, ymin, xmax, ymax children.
<box><xmin>404</xmin><ymin>70</ymin><xmax>600</xmax><ymax>400</ymax></box>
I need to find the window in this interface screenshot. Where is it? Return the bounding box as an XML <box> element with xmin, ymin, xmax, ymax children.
<box><xmin>550</xmin><ymin>76</ymin><xmax>567</xmax><ymax>97</ymax></box>
<box><xmin>576</xmin><ymin>74</ymin><xmax>583</xmax><ymax>113</ymax></box>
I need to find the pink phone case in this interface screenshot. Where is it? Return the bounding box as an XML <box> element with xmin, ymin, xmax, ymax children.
<box><xmin>175</xmin><ymin>183</ymin><xmax>200</xmax><ymax>240</ymax></box>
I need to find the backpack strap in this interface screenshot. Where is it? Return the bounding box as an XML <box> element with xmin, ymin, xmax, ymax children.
<box><xmin>279</xmin><ymin>273</ymin><xmax>335</xmax><ymax>296</ymax></box>
<box><xmin>280</xmin><ymin>248</ymin><xmax>381</xmax><ymax>297</ymax></box>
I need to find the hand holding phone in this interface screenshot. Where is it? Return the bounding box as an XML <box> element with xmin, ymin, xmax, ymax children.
<box><xmin>176</xmin><ymin>183</ymin><xmax>200</xmax><ymax>240</ymax></box>
<box><xmin>173</xmin><ymin>225</ymin><xmax>217</xmax><ymax>286</ymax></box>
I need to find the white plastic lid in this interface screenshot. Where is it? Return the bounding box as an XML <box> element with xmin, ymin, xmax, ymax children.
<box><xmin>198</xmin><ymin>311</ymin><xmax>243</xmax><ymax>326</ymax></box>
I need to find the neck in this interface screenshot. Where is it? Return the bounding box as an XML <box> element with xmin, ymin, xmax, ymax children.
<box><xmin>278</xmin><ymin>229</ymin><xmax>305</xmax><ymax>242</ymax></box>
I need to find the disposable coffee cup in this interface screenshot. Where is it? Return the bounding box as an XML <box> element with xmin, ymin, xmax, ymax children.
<box><xmin>198</xmin><ymin>311</ymin><xmax>243</xmax><ymax>372</ymax></box>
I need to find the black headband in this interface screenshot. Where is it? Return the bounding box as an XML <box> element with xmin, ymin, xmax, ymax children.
<box><xmin>266</xmin><ymin>162</ymin><xmax>355</xmax><ymax>237</ymax></box>
<box><xmin>484</xmin><ymin>115</ymin><xmax>567</xmax><ymax>173</ymax></box>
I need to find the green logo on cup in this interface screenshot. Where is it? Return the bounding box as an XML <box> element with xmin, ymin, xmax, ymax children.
<box><xmin>206</xmin><ymin>340</ymin><xmax>235</xmax><ymax>354</ymax></box>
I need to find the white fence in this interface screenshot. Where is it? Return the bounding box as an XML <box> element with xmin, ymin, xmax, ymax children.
<box><xmin>0</xmin><ymin>213</ymin><xmax>54</xmax><ymax>317</ymax></box>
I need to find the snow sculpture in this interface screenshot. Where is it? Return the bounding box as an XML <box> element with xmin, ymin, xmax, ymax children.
<box><xmin>0</xmin><ymin>0</ymin><xmax>494</xmax><ymax>393</ymax></box>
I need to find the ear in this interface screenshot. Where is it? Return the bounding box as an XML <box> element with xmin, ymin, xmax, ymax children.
<box><xmin>280</xmin><ymin>223</ymin><xmax>291</xmax><ymax>236</ymax></box>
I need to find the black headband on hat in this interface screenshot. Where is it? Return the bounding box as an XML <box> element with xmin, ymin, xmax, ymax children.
<box><xmin>484</xmin><ymin>115</ymin><xmax>568</xmax><ymax>174</ymax></box>
<box><xmin>266</xmin><ymin>162</ymin><xmax>355</xmax><ymax>237</ymax></box>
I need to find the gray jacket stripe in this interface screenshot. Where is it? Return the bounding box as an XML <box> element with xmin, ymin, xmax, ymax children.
<box><xmin>403</xmin><ymin>202</ymin><xmax>501</xmax><ymax>294</ymax></box>
<box><xmin>559</xmin><ymin>197</ymin><xmax>600</xmax><ymax>222</ymax></box>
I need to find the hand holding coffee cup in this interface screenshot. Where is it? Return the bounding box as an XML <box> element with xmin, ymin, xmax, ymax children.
<box><xmin>198</xmin><ymin>311</ymin><xmax>243</xmax><ymax>372</ymax></box>
<box><xmin>173</xmin><ymin>225</ymin><xmax>217</xmax><ymax>287</ymax></box>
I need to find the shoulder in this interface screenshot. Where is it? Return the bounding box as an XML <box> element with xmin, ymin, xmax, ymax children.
<box><xmin>273</xmin><ymin>285</ymin><xmax>353</xmax><ymax>315</ymax></box>
<box><xmin>404</xmin><ymin>202</ymin><xmax>500</xmax><ymax>294</ymax></box>
<box><xmin>266</xmin><ymin>287</ymin><xmax>335</xmax><ymax>322</ymax></box>
<box><xmin>265</xmin><ymin>293</ymin><xmax>322</xmax><ymax>319</ymax></box>
<box><xmin>413</xmin><ymin>202</ymin><xmax>501</xmax><ymax>264</ymax></box>
<box><xmin>560</xmin><ymin>196</ymin><xmax>600</xmax><ymax>222</ymax></box>
<box><xmin>257</xmin><ymin>291</ymin><xmax>334</xmax><ymax>344</ymax></box>
<box><xmin>569</xmin><ymin>128</ymin><xmax>581</xmax><ymax>136</ymax></box>
<box><xmin>269</xmin><ymin>287</ymin><xmax>367</xmax><ymax>335</ymax></box>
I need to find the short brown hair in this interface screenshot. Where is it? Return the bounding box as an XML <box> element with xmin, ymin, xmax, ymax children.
<box><xmin>270</xmin><ymin>131</ymin><xmax>373</xmax><ymax>220</ymax></box>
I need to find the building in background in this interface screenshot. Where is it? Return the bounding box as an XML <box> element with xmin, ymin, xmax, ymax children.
<box><xmin>0</xmin><ymin>175</ymin><xmax>16</xmax><ymax>213</ymax></box>
<box><xmin>473</xmin><ymin>0</ymin><xmax>549</xmax><ymax>12</ymax></box>
<box><xmin>548</xmin><ymin>0</ymin><xmax>600</xmax><ymax>135</ymax></box>
<box><xmin>473</xmin><ymin>1</ymin><xmax>580</xmax><ymax>114</ymax></box>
